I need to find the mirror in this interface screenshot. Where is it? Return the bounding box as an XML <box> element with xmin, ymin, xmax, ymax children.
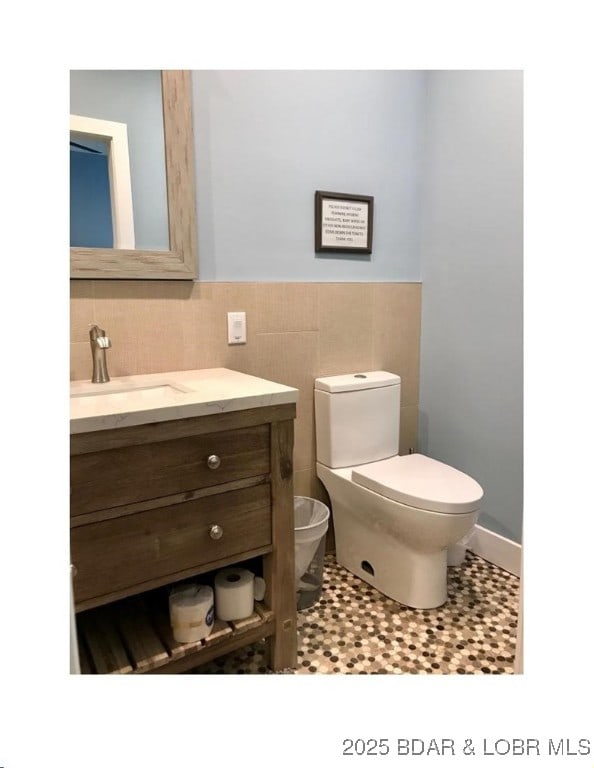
<box><xmin>70</xmin><ymin>71</ymin><xmax>197</xmax><ymax>280</ymax></box>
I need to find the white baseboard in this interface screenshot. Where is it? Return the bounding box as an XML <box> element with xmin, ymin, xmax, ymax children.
<box><xmin>468</xmin><ymin>524</ymin><xmax>521</xmax><ymax>577</ymax></box>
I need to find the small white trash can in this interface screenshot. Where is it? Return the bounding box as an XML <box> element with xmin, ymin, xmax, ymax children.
<box><xmin>294</xmin><ymin>496</ymin><xmax>330</xmax><ymax>611</ymax></box>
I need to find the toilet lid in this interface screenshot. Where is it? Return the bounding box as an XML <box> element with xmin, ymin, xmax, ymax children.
<box><xmin>351</xmin><ymin>454</ymin><xmax>483</xmax><ymax>514</ymax></box>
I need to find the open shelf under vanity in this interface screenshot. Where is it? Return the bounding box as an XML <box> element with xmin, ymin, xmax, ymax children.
<box><xmin>76</xmin><ymin>587</ymin><xmax>274</xmax><ymax>674</ymax></box>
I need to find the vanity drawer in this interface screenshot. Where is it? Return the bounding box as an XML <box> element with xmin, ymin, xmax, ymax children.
<box><xmin>71</xmin><ymin>424</ymin><xmax>270</xmax><ymax>516</ymax></box>
<box><xmin>71</xmin><ymin>483</ymin><xmax>271</xmax><ymax>606</ymax></box>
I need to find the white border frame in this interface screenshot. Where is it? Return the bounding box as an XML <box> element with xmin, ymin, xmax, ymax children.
<box><xmin>70</xmin><ymin>114</ymin><xmax>135</xmax><ymax>249</ymax></box>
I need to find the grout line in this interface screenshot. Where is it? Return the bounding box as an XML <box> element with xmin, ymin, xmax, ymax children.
<box><xmin>255</xmin><ymin>330</ymin><xmax>320</xmax><ymax>337</ymax></box>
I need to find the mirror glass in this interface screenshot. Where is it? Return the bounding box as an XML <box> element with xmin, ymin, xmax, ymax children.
<box><xmin>70</xmin><ymin>70</ymin><xmax>197</xmax><ymax>280</ymax></box>
<box><xmin>70</xmin><ymin>70</ymin><xmax>169</xmax><ymax>251</ymax></box>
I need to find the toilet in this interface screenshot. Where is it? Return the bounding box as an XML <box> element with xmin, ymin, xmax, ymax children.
<box><xmin>314</xmin><ymin>371</ymin><xmax>483</xmax><ymax>609</ymax></box>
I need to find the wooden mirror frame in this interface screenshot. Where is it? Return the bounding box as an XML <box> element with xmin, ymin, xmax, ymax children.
<box><xmin>70</xmin><ymin>71</ymin><xmax>197</xmax><ymax>280</ymax></box>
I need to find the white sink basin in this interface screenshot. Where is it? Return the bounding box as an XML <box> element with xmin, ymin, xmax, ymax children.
<box><xmin>71</xmin><ymin>383</ymin><xmax>188</xmax><ymax>399</ymax></box>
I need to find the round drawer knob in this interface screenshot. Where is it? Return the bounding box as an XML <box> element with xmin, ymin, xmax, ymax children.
<box><xmin>209</xmin><ymin>524</ymin><xmax>224</xmax><ymax>540</ymax></box>
<box><xmin>207</xmin><ymin>454</ymin><xmax>221</xmax><ymax>470</ymax></box>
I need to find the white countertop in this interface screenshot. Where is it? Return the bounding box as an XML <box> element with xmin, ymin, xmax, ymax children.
<box><xmin>70</xmin><ymin>368</ymin><xmax>298</xmax><ymax>434</ymax></box>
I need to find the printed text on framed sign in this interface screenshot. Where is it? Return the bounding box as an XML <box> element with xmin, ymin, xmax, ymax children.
<box><xmin>315</xmin><ymin>191</ymin><xmax>374</xmax><ymax>253</ymax></box>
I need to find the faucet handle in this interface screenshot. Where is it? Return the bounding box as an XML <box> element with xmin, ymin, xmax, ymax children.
<box><xmin>89</xmin><ymin>325</ymin><xmax>111</xmax><ymax>346</ymax></box>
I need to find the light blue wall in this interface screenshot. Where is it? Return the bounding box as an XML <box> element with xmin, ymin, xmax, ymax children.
<box><xmin>190</xmin><ymin>70</ymin><xmax>523</xmax><ymax>543</ymax></box>
<box><xmin>192</xmin><ymin>70</ymin><xmax>425</xmax><ymax>281</ymax></box>
<box><xmin>418</xmin><ymin>71</ymin><xmax>523</xmax><ymax>542</ymax></box>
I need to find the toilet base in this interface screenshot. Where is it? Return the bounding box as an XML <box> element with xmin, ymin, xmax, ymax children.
<box><xmin>334</xmin><ymin>514</ymin><xmax>449</xmax><ymax>609</ymax></box>
<box><xmin>317</xmin><ymin>462</ymin><xmax>479</xmax><ymax>610</ymax></box>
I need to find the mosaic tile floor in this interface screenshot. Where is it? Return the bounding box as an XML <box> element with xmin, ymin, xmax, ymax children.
<box><xmin>192</xmin><ymin>552</ymin><xmax>519</xmax><ymax>675</ymax></box>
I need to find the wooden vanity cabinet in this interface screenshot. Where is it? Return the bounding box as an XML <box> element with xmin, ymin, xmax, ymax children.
<box><xmin>70</xmin><ymin>403</ymin><xmax>297</xmax><ymax>674</ymax></box>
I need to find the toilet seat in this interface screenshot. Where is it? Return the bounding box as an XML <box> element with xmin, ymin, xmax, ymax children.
<box><xmin>351</xmin><ymin>454</ymin><xmax>483</xmax><ymax>514</ymax></box>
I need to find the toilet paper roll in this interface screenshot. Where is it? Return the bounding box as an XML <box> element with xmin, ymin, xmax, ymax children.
<box><xmin>169</xmin><ymin>584</ymin><xmax>214</xmax><ymax>643</ymax></box>
<box><xmin>214</xmin><ymin>568</ymin><xmax>265</xmax><ymax>621</ymax></box>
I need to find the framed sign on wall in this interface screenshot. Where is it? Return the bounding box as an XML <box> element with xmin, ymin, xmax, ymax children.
<box><xmin>315</xmin><ymin>190</ymin><xmax>374</xmax><ymax>254</ymax></box>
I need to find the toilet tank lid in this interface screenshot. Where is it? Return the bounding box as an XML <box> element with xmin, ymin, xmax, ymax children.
<box><xmin>315</xmin><ymin>371</ymin><xmax>401</xmax><ymax>393</ymax></box>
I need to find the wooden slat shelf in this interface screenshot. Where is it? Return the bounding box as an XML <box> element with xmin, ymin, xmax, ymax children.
<box><xmin>77</xmin><ymin>592</ymin><xmax>274</xmax><ymax>674</ymax></box>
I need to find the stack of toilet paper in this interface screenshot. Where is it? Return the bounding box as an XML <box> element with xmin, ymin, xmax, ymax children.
<box><xmin>169</xmin><ymin>583</ymin><xmax>214</xmax><ymax>643</ymax></box>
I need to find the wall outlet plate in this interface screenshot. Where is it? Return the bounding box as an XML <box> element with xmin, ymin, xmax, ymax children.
<box><xmin>227</xmin><ymin>311</ymin><xmax>246</xmax><ymax>344</ymax></box>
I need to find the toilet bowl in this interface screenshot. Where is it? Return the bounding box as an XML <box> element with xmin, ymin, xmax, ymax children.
<box><xmin>314</xmin><ymin>371</ymin><xmax>483</xmax><ymax>609</ymax></box>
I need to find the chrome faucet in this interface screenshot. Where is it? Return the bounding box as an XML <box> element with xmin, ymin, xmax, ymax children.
<box><xmin>89</xmin><ymin>325</ymin><xmax>111</xmax><ymax>383</ymax></box>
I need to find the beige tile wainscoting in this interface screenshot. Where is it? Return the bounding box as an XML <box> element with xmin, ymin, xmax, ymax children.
<box><xmin>70</xmin><ymin>281</ymin><xmax>520</xmax><ymax>675</ymax></box>
<box><xmin>70</xmin><ymin>281</ymin><xmax>421</xmax><ymax>504</ymax></box>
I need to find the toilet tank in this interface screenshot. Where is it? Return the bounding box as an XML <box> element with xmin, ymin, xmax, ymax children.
<box><xmin>314</xmin><ymin>371</ymin><xmax>401</xmax><ymax>468</ymax></box>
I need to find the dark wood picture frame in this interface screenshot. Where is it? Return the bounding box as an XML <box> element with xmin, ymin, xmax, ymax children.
<box><xmin>315</xmin><ymin>190</ymin><xmax>374</xmax><ymax>254</ymax></box>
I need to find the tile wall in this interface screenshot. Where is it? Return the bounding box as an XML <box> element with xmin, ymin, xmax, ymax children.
<box><xmin>70</xmin><ymin>281</ymin><xmax>421</xmax><ymax>511</ymax></box>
